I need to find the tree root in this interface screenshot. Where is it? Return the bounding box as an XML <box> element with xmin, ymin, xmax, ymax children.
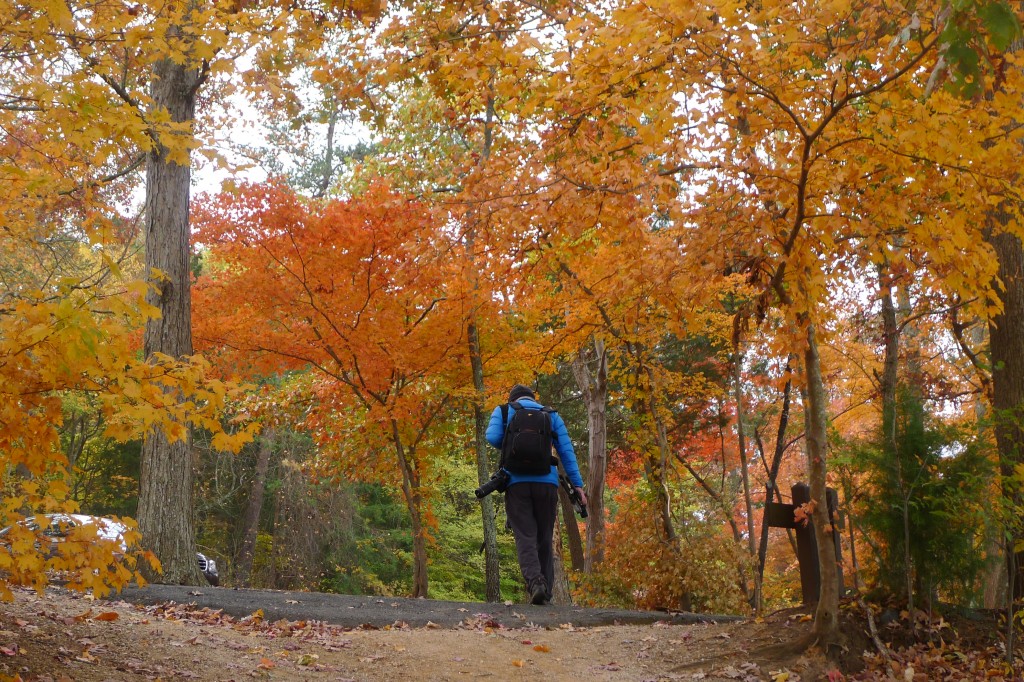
<box><xmin>858</xmin><ymin>594</ymin><xmax>892</xmax><ymax>665</ymax></box>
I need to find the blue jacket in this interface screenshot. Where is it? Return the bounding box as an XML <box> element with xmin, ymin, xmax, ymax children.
<box><xmin>485</xmin><ymin>398</ymin><xmax>585</xmax><ymax>489</ymax></box>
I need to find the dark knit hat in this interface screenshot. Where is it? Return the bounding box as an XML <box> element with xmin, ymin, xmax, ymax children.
<box><xmin>508</xmin><ymin>384</ymin><xmax>535</xmax><ymax>402</ymax></box>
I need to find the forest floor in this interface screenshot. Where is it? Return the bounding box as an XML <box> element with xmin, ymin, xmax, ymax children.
<box><xmin>0</xmin><ymin>585</ymin><xmax>1017</xmax><ymax>681</ymax></box>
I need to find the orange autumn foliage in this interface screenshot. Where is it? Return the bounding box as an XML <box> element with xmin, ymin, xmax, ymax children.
<box><xmin>193</xmin><ymin>180</ymin><xmax>472</xmax><ymax>597</ymax></box>
<box><xmin>595</xmin><ymin>480</ymin><xmax>748</xmax><ymax>614</ymax></box>
<box><xmin>193</xmin><ymin>180</ymin><xmax>468</xmax><ymax>401</ymax></box>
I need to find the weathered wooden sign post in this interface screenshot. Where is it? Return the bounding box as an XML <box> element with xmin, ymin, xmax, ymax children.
<box><xmin>764</xmin><ymin>482</ymin><xmax>844</xmax><ymax>605</ymax></box>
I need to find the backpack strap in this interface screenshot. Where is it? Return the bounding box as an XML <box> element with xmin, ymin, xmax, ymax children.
<box><xmin>498</xmin><ymin>403</ymin><xmax>511</xmax><ymax>470</ymax></box>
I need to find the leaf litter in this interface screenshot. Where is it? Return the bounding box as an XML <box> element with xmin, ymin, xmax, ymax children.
<box><xmin>0</xmin><ymin>587</ymin><xmax>1020</xmax><ymax>681</ymax></box>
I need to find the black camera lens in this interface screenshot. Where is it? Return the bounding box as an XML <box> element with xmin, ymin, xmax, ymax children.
<box><xmin>474</xmin><ymin>469</ymin><xmax>510</xmax><ymax>498</ymax></box>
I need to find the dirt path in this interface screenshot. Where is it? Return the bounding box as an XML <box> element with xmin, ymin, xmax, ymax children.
<box><xmin>0</xmin><ymin>587</ymin><xmax>832</xmax><ymax>681</ymax></box>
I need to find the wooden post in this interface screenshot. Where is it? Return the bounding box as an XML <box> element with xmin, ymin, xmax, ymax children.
<box><xmin>763</xmin><ymin>482</ymin><xmax>844</xmax><ymax>605</ymax></box>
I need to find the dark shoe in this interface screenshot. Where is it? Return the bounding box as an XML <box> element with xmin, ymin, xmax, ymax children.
<box><xmin>530</xmin><ymin>581</ymin><xmax>547</xmax><ymax>605</ymax></box>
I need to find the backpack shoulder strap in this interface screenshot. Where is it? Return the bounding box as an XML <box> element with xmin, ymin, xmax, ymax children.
<box><xmin>500</xmin><ymin>403</ymin><xmax>509</xmax><ymax>427</ymax></box>
<box><xmin>541</xmin><ymin>406</ymin><xmax>555</xmax><ymax>432</ymax></box>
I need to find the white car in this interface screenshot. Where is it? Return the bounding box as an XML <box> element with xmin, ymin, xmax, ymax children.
<box><xmin>1</xmin><ymin>514</ymin><xmax>219</xmax><ymax>586</ymax></box>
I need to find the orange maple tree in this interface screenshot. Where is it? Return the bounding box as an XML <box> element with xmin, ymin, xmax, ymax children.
<box><xmin>193</xmin><ymin>180</ymin><xmax>471</xmax><ymax>597</ymax></box>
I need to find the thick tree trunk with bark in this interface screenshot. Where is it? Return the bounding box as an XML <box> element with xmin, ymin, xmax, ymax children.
<box><xmin>987</xmin><ymin>231</ymin><xmax>1024</xmax><ymax>600</ymax></box>
<box><xmin>551</xmin><ymin>512</ymin><xmax>572</xmax><ymax>605</ymax></box>
<box><xmin>570</xmin><ymin>338</ymin><xmax>608</xmax><ymax>573</ymax></box>
<box><xmin>137</xmin><ymin>51</ymin><xmax>203</xmax><ymax>585</ymax></box>
<box><xmin>804</xmin><ymin>323</ymin><xmax>840</xmax><ymax>645</ymax></box>
<box><xmin>235</xmin><ymin>430</ymin><xmax>275</xmax><ymax>588</ymax></box>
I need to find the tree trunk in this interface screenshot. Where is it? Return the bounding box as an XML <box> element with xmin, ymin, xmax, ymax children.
<box><xmin>732</xmin><ymin>331</ymin><xmax>759</xmax><ymax>609</ymax></box>
<box><xmin>804</xmin><ymin>322</ymin><xmax>840</xmax><ymax>645</ymax></box>
<box><xmin>879</xmin><ymin>267</ymin><xmax>917</xmax><ymax>608</ymax></box>
<box><xmin>756</xmin><ymin>363</ymin><xmax>793</xmax><ymax>599</ymax></box>
<box><xmin>558</xmin><ymin>486</ymin><xmax>585</xmax><ymax>572</ymax></box>
<box><xmin>465</xmin><ymin>79</ymin><xmax>502</xmax><ymax>602</ymax></box>
<box><xmin>879</xmin><ymin>268</ymin><xmax>899</xmax><ymax>446</ymax></box>
<box><xmin>313</xmin><ymin>102</ymin><xmax>338</xmax><ymax>199</ymax></box>
<box><xmin>644</xmin><ymin>422</ymin><xmax>677</xmax><ymax>543</ymax></box>
<box><xmin>269</xmin><ymin>488</ymin><xmax>280</xmax><ymax>588</ymax></box>
<box><xmin>408</xmin><ymin>495</ymin><xmax>429</xmax><ymax>598</ymax></box>
<box><xmin>137</xmin><ymin>48</ymin><xmax>203</xmax><ymax>585</ymax></box>
<box><xmin>391</xmin><ymin>419</ymin><xmax>429</xmax><ymax>598</ymax></box>
<box><xmin>644</xmin><ymin>370</ymin><xmax>677</xmax><ymax>543</ymax></box>
<box><xmin>570</xmin><ymin>337</ymin><xmax>608</xmax><ymax>573</ymax></box>
<box><xmin>846</xmin><ymin>502</ymin><xmax>863</xmax><ymax>592</ymax></box>
<box><xmin>235</xmin><ymin>429</ymin><xmax>275</xmax><ymax>588</ymax></box>
<box><xmin>979</xmin><ymin>37</ymin><xmax>1024</xmax><ymax>661</ymax></box>
<box><xmin>968</xmin><ymin>322</ymin><xmax>1010</xmax><ymax>609</ymax></box>
<box><xmin>468</xmin><ymin>321</ymin><xmax>502</xmax><ymax>601</ymax></box>
<box><xmin>550</xmin><ymin>512</ymin><xmax>572</xmax><ymax>605</ymax></box>
<box><xmin>987</xmin><ymin>230</ymin><xmax>1024</xmax><ymax>601</ymax></box>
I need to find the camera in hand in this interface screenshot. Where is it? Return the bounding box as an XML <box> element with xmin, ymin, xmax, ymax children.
<box><xmin>474</xmin><ymin>469</ymin><xmax>511</xmax><ymax>498</ymax></box>
<box><xmin>559</xmin><ymin>473</ymin><xmax>588</xmax><ymax>518</ymax></box>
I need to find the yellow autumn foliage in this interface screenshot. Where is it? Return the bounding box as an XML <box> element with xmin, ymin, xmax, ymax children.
<box><xmin>0</xmin><ymin>0</ymin><xmax>389</xmax><ymax>597</ymax></box>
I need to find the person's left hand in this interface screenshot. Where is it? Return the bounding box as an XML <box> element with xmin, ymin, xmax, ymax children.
<box><xmin>576</xmin><ymin>487</ymin><xmax>588</xmax><ymax>506</ymax></box>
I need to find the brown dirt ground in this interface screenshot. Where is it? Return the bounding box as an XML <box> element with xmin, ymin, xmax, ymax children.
<box><xmin>0</xmin><ymin>587</ymin><xmax>851</xmax><ymax>681</ymax></box>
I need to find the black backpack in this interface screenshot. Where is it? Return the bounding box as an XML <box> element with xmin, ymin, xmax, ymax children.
<box><xmin>500</xmin><ymin>401</ymin><xmax>556</xmax><ymax>475</ymax></box>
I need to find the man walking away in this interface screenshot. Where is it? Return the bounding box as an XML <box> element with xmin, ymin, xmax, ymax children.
<box><xmin>486</xmin><ymin>384</ymin><xmax>587</xmax><ymax>605</ymax></box>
